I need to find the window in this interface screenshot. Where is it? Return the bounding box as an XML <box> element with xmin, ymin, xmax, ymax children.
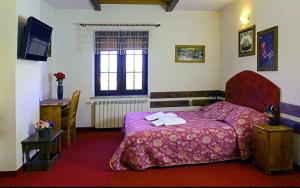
<box><xmin>94</xmin><ymin>31</ymin><xmax>148</xmax><ymax>96</ymax></box>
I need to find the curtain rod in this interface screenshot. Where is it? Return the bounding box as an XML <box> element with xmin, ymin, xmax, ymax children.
<box><xmin>79</xmin><ymin>23</ymin><xmax>161</xmax><ymax>28</ymax></box>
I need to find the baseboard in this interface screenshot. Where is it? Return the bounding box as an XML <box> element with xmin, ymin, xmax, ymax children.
<box><xmin>93</xmin><ymin>128</ymin><xmax>122</xmax><ymax>131</ymax></box>
<box><xmin>76</xmin><ymin>127</ymin><xmax>122</xmax><ymax>131</ymax></box>
<box><xmin>294</xmin><ymin>163</ymin><xmax>300</xmax><ymax>171</ymax></box>
<box><xmin>76</xmin><ymin>127</ymin><xmax>95</xmax><ymax>131</ymax></box>
<box><xmin>0</xmin><ymin>166</ymin><xmax>23</xmax><ymax>178</ymax></box>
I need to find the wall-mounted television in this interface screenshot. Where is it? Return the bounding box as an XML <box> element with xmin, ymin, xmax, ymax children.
<box><xmin>21</xmin><ymin>16</ymin><xmax>53</xmax><ymax>61</ymax></box>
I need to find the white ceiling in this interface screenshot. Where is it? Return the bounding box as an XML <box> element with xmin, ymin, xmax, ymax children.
<box><xmin>45</xmin><ymin>0</ymin><xmax>236</xmax><ymax>11</ymax></box>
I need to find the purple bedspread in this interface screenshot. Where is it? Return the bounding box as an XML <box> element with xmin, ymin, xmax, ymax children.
<box><xmin>110</xmin><ymin>111</ymin><xmax>240</xmax><ymax>171</ymax></box>
<box><xmin>109</xmin><ymin>102</ymin><xmax>269</xmax><ymax>171</ymax></box>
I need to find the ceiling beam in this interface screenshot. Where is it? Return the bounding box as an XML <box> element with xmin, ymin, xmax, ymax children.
<box><xmin>94</xmin><ymin>0</ymin><xmax>178</xmax><ymax>12</ymax></box>
<box><xmin>97</xmin><ymin>0</ymin><xmax>168</xmax><ymax>5</ymax></box>
<box><xmin>90</xmin><ymin>0</ymin><xmax>101</xmax><ymax>11</ymax></box>
<box><xmin>166</xmin><ymin>0</ymin><xmax>179</xmax><ymax>12</ymax></box>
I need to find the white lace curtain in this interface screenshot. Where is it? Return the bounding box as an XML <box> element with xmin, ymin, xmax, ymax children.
<box><xmin>94</xmin><ymin>31</ymin><xmax>149</xmax><ymax>54</ymax></box>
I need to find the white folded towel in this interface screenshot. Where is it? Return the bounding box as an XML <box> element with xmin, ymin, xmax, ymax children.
<box><xmin>144</xmin><ymin>112</ymin><xmax>164</xmax><ymax>121</ymax></box>
<box><xmin>151</xmin><ymin>117</ymin><xmax>187</xmax><ymax>127</ymax></box>
<box><xmin>144</xmin><ymin>112</ymin><xmax>177</xmax><ymax>121</ymax></box>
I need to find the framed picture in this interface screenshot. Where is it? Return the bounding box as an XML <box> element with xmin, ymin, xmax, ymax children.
<box><xmin>239</xmin><ymin>25</ymin><xmax>256</xmax><ymax>57</ymax></box>
<box><xmin>257</xmin><ymin>26</ymin><xmax>278</xmax><ymax>71</ymax></box>
<box><xmin>175</xmin><ymin>45</ymin><xmax>205</xmax><ymax>63</ymax></box>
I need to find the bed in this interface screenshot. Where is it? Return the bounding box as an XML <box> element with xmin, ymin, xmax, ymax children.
<box><xmin>109</xmin><ymin>70</ymin><xmax>280</xmax><ymax>171</ymax></box>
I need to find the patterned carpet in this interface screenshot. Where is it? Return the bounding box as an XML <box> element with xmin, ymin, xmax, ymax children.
<box><xmin>1</xmin><ymin>130</ymin><xmax>300</xmax><ymax>187</ymax></box>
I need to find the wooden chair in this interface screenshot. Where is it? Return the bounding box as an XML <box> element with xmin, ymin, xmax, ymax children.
<box><xmin>61</xmin><ymin>90</ymin><xmax>81</xmax><ymax>147</ymax></box>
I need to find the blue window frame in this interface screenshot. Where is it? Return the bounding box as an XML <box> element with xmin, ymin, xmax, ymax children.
<box><xmin>94</xmin><ymin>48</ymin><xmax>148</xmax><ymax>96</ymax></box>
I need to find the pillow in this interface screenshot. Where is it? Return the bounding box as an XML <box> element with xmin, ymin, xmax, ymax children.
<box><xmin>200</xmin><ymin>101</ymin><xmax>223</xmax><ymax>112</ymax></box>
<box><xmin>223</xmin><ymin>105</ymin><xmax>269</xmax><ymax>160</ymax></box>
<box><xmin>200</xmin><ymin>101</ymin><xmax>235</xmax><ymax>121</ymax></box>
<box><xmin>224</xmin><ymin>105</ymin><xmax>269</xmax><ymax>126</ymax></box>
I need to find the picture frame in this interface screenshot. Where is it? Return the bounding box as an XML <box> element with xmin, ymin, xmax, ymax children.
<box><xmin>175</xmin><ymin>45</ymin><xmax>205</xmax><ymax>63</ymax></box>
<box><xmin>239</xmin><ymin>25</ymin><xmax>256</xmax><ymax>57</ymax></box>
<box><xmin>257</xmin><ymin>26</ymin><xmax>278</xmax><ymax>71</ymax></box>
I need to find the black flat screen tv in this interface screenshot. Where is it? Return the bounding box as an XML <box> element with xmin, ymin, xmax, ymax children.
<box><xmin>21</xmin><ymin>16</ymin><xmax>53</xmax><ymax>61</ymax></box>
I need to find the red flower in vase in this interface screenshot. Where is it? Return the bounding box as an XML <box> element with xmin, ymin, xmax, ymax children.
<box><xmin>53</xmin><ymin>72</ymin><xmax>66</xmax><ymax>82</ymax></box>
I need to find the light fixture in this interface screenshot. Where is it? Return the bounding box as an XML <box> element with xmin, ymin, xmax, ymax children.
<box><xmin>264</xmin><ymin>105</ymin><xmax>279</xmax><ymax>126</ymax></box>
<box><xmin>240</xmin><ymin>14</ymin><xmax>251</xmax><ymax>25</ymax></box>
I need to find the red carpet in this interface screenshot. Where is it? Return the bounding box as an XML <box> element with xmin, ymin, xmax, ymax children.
<box><xmin>1</xmin><ymin>130</ymin><xmax>300</xmax><ymax>187</ymax></box>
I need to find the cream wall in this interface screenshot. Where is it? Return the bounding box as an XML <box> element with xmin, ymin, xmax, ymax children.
<box><xmin>49</xmin><ymin>6</ymin><xmax>221</xmax><ymax>127</ymax></box>
<box><xmin>15</xmin><ymin>0</ymin><xmax>54</xmax><ymax>169</ymax></box>
<box><xmin>220</xmin><ymin>0</ymin><xmax>300</xmax><ymax>165</ymax></box>
<box><xmin>0</xmin><ymin>0</ymin><xmax>17</xmax><ymax>171</ymax></box>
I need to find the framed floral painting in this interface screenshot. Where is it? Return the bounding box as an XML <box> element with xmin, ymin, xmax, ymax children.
<box><xmin>239</xmin><ymin>25</ymin><xmax>256</xmax><ymax>57</ymax></box>
<box><xmin>175</xmin><ymin>45</ymin><xmax>205</xmax><ymax>63</ymax></box>
<box><xmin>257</xmin><ymin>26</ymin><xmax>278</xmax><ymax>71</ymax></box>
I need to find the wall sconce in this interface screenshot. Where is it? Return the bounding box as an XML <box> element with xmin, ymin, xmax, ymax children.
<box><xmin>240</xmin><ymin>14</ymin><xmax>251</xmax><ymax>25</ymax></box>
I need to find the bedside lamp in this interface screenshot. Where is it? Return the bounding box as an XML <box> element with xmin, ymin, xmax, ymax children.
<box><xmin>264</xmin><ymin>105</ymin><xmax>279</xmax><ymax>125</ymax></box>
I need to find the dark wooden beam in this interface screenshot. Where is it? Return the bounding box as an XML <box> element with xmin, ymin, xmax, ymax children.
<box><xmin>150</xmin><ymin>90</ymin><xmax>222</xmax><ymax>99</ymax></box>
<box><xmin>150</xmin><ymin>100</ymin><xmax>189</xmax><ymax>108</ymax></box>
<box><xmin>90</xmin><ymin>0</ymin><xmax>101</xmax><ymax>11</ymax></box>
<box><xmin>280</xmin><ymin>117</ymin><xmax>300</xmax><ymax>134</ymax></box>
<box><xmin>98</xmin><ymin>0</ymin><xmax>167</xmax><ymax>5</ymax></box>
<box><xmin>166</xmin><ymin>0</ymin><xmax>179</xmax><ymax>12</ymax></box>
<box><xmin>192</xmin><ymin>99</ymin><xmax>222</xmax><ymax>107</ymax></box>
<box><xmin>280</xmin><ymin>102</ymin><xmax>300</xmax><ymax>117</ymax></box>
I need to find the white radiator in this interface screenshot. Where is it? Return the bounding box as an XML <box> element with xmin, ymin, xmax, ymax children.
<box><xmin>94</xmin><ymin>98</ymin><xmax>148</xmax><ymax>129</ymax></box>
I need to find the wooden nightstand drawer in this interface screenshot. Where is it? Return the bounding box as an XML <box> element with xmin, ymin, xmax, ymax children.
<box><xmin>253</xmin><ymin>126</ymin><xmax>268</xmax><ymax>140</ymax></box>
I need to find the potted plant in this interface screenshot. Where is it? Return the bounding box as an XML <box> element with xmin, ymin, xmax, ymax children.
<box><xmin>35</xmin><ymin>120</ymin><xmax>54</xmax><ymax>137</ymax></box>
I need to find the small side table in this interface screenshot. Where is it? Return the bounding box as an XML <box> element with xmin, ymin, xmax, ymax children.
<box><xmin>21</xmin><ymin>130</ymin><xmax>63</xmax><ymax>171</ymax></box>
<box><xmin>252</xmin><ymin>123</ymin><xmax>293</xmax><ymax>175</ymax></box>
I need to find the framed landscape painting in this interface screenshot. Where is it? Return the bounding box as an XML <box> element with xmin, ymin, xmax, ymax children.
<box><xmin>175</xmin><ymin>45</ymin><xmax>205</xmax><ymax>63</ymax></box>
<box><xmin>257</xmin><ymin>26</ymin><xmax>278</xmax><ymax>71</ymax></box>
<box><xmin>239</xmin><ymin>25</ymin><xmax>256</xmax><ymax>57</ymax></box>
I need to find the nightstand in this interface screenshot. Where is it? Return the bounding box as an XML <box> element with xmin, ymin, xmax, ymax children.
<box><xmin>21</xmin><ymin>130</ymin><xmax>63</xmax><ymax>171</ymax></box>
<box><xmin>252</xmin><ymin>123</ymin><xmax>293</xmax><ymax>175</ymax></box>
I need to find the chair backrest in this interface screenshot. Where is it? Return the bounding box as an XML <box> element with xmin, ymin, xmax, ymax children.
<box><xmin>67</xmin><ymin>90</ymin><xmax>81</xmax><ymax>127</ymax></box>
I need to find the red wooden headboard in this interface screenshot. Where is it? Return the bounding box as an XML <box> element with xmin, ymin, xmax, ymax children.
<box><xmin>225</xmin><ymin>70</ymin><xmax>280</xmax><ymax>114</ymax></box>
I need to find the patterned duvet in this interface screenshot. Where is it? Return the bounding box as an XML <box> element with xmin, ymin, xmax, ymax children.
<box><xmin>109</xmin><ymin>102</ymin><xmax>269</xmax><ymax>171</ymax></box>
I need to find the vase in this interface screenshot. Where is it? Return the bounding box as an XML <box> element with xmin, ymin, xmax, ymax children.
<box><xmin>37</xmin><ymin>128</ymin><xmax>50</xmax><ymax>137</ymax></box>
<box><xmin>57</xmin><ymin>81</ymin><xmax>63</xmax><ymax>100</ymax></box>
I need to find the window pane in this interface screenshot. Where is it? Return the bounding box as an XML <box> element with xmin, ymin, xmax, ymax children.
<box><xmin>135</xmin><ymin>55</ymin><xmax>143</xmax><ymax>72</ymax></box>
<box><xmin>109</xmin><ymin>73</ymin><xmax>117</xmax><ymax>90</ymax></box>
<box><xmin>126</xmin><ymin>50</ymin><xmax>135</xmax><ymax>55</ymax></box>
<box><xmin>135</xmin><ymin>50</ymin><xmax>142</xmax><ymax>55</ymax></box>
<box><xmin>126</xmin><ymin>55</ymin><xmax>134</xmax><ymax>72</ymax></box>
<box><xmin>100</xmin><ymin>73</ymin><xmax>109</xmax><ymax>90</ymax></box>
<box><xmin>126</xmin><ymin>73</ymin><xmax>134</xmax><ymax>90</ymax></box>
<box><xmin>109</xmin><ymin>51</ymin><xmax>117</xmax><ymax>55</ymax></box>
<box><xmin>100</xmin><ymin>55</ymin><xmax>109</xmax><ymax>72</ymax></box>
<box><xmin>101</xmin><ymin>51</ymin><xmax>109</xmax><ymax>55</ymax></box>
<box><xmin>109</xmin><ymin>55</ymin><xmax>117</xmax><ymax>72</ymax></box>
<box><xmin>135</xmin><ymin>73</ymin><xmax>142</xmax><ymax>90</ymax></box>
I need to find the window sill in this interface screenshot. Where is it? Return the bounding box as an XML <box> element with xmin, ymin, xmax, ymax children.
<box><xmin>90</xmin><ymin>95</ymin><xmax>149</xmax><ymax>100</ymax></box>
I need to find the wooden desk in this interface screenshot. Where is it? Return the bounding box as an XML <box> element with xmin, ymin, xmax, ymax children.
<box><xmin>40</xmin><ymin>99</ymin><xmax>70</xmax><ymax>130</ymax></box>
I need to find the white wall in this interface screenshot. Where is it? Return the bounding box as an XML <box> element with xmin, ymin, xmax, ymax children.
<box><xmin>0</xmin><ymin>0</ymin><xmax>17</xmax><ymax>172</ymax></box>
<box><xmin>220</xmin><ymin>0</ymin><xmax>300</xmax><ymax>165</ymax></box>
<box><xmin>50</xmin><ymin>5</ymin><xmax>221</xmax><ymax>127</ymax></box>
<box><xmin>15</xmin><ymin>0</ymin><xmax>54</xmax><ymax>169</ymax></box>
